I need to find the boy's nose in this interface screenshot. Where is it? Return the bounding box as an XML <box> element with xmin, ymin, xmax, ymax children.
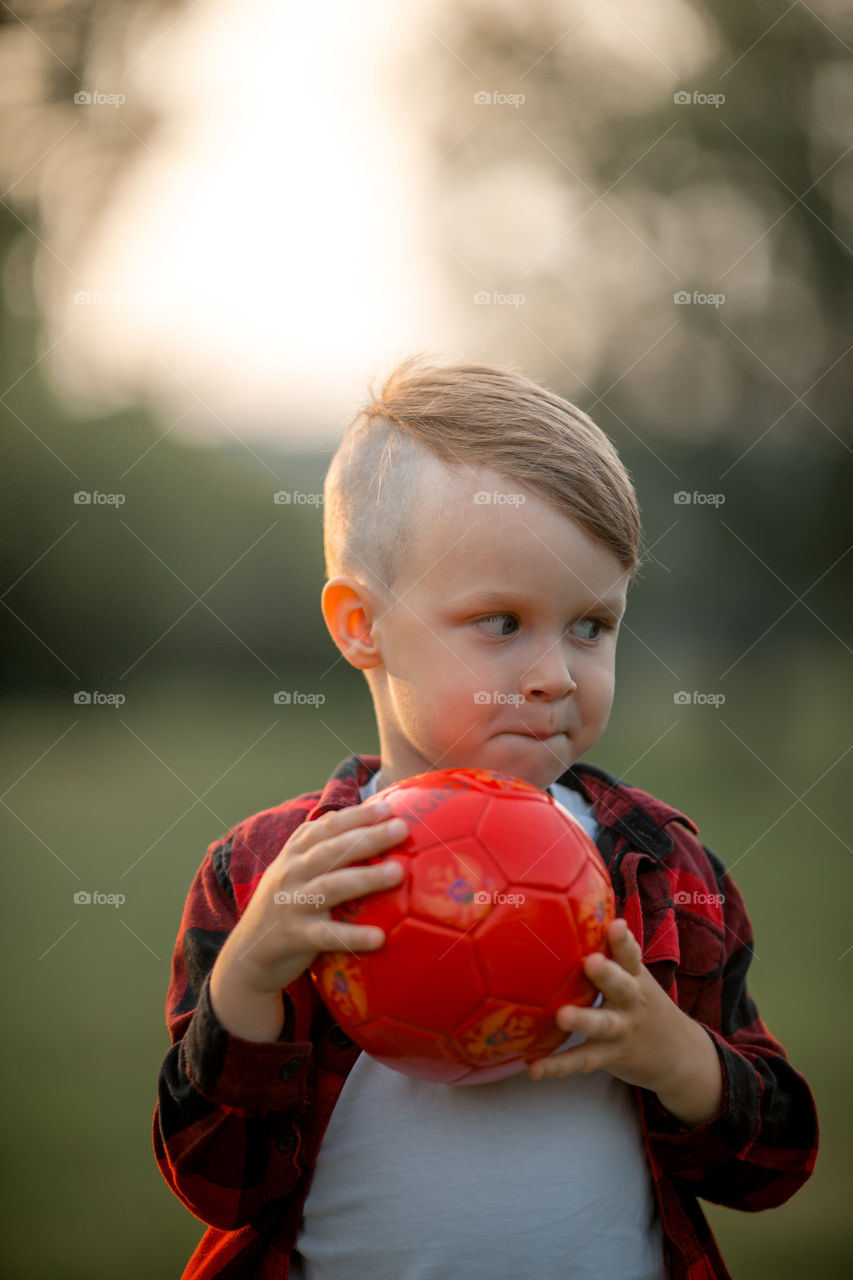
<box><xmin>520</xmin><ymin>650</ymin><xmax>577</xmax><ymax>701</ymax></box>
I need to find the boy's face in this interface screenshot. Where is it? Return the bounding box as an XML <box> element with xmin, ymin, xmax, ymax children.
<box><xmin>329</xmin><ymin>461</ymin><xmax>630</xmax><ymax>792</ymax></box>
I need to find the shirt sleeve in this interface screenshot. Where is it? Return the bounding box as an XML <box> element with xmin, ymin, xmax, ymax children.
<box><xmin>640</xmin><ymin>850</ymin><xmax>819</xmax><ymax>1210</ymax></box>
<box><xmin>152</xmin><ymin>837</ymin><xmax>316</xmax><ymax>1231</ymax></box>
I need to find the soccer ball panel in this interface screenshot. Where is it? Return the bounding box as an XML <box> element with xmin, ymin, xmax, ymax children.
<box><xmin>369</xmin><ymin>919</ymin><xmax>486</xmax><ymax>1031</ymax></box>
<box><xmin>311</xmin><ymin>953</ymin><xmax>371</xmax><ymax>1028</ymax></box>
<box><xmin>356</xmin><ymin>1016</ymin><xmax>471</xmax><ymax>1083</ymax></box>
<box><xmin>392</xmin><ymin>785</ymin><xmax>490</xmax><ymax>845</ymax></box>
<box><xmin>476</xmin><ymin>794</ymin><xmax>592</xmax><ymax>889</ymax></box>
<box><xmin>452</xmin><ymin>997</ymin><xmax>552</xmax><ymax>1065</ymax></box>
<box><xmin>474</xmin><ymin>893</ymin><xmax>582</xmax><ymax>1004</ymax></box>
<box><xmin>409</xmin><ymin>837</ymin><xmax>506</xmax><ymax>930</ymax></box>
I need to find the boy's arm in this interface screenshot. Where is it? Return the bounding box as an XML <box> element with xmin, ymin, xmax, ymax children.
<box><xmin>530</xmin><ymin>846</ymin><xmax>818</xmax><ymax>1210</ymax></box>
<box><xmin>153</xmin><ymin>837</ymin><xmax>315</xmax><ymax>1230</ymax></box>
<box><xmin>639</xmin><ymin>857</ymin><xmax>819</xmax><ymax>1210</ymax></box>
<box><xmin>154</xmin><ymin>798</ymin><xmax>404</xmax><ymax>1231</ymax></box>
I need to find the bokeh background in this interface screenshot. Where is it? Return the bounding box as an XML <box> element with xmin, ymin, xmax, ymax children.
<box><xmin>1</xmin><ymin>1</ymin><xmax>851</xmax><ymax>1276</ymax></box>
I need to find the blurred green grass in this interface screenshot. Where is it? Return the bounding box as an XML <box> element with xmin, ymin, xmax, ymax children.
<box><xmin>1</xmin><ymin>657</ymin><xmax>850</xmax><ymax>1277</ymax></box>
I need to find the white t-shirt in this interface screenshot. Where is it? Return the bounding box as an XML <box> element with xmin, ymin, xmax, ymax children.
<box><xmin>290</xmin><ymin>773</ymin><xmax>665</xmax><ymax>1279</ymax></box>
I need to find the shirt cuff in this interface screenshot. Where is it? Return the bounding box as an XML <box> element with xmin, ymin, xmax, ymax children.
<box><xmin>181</xmin><ymin>975</ymin><xmax>314</xmax><ymax>1113</ymax></box>
<box><xmin>642</xmin><ymin>1026</ymin><xmax>761</xmax><ymax>1161</ymax></box>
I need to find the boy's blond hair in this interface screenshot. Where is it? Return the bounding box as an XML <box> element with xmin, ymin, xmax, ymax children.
<box><xmin>324</xmin><ymin>356</ymin><xmax>642</xmax><ymax>589</ymax></box>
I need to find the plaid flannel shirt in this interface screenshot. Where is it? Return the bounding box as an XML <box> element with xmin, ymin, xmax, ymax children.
<box><xmin>154</xmin><ymin>754</ymin><xmax>818</xmax><ymax>1279</ymax></box>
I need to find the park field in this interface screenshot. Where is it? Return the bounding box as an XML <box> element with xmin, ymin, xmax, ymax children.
<box><xmin>1</xmin><ymin>657</ymin><xmax>850</xmax><ymax>1277</ymax></box>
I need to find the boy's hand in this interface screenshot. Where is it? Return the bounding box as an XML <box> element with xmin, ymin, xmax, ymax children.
<box><xmin>209</xmin><ymin>800</ymin><xmax>406</xmax><ymax>1042</ymax></box>
<box><xmin>528</xmin><ymin>918</ymin><xmax>724</xmax><ymax>1127</ymax></box>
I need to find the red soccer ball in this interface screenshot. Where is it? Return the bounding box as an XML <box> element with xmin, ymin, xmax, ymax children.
<box><xmin>310</xmin><ymin>767</ymin><xmax>615</xmax><ymax>1084</ymax></box>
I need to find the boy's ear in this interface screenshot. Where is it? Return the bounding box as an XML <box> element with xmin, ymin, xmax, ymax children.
<box><xmin>321</xmin><ymin>576</ymin><xmax>383</xmax><ymax>670</ymax></box>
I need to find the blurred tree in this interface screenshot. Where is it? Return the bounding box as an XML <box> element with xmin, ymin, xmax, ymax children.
<box><xmin>420</xmin><ymin>0</ymin><xmax>851</xmax><ymax>431</ymax></box>
<box><xmin>416</xmin><ymin>0</ymin><xmax>852</xmax><ymax>656</ymax></box>
<box><xmin>0</xmin><ymin>0</ymin><xmax>185</xmax><ymax>288</ymax></box>
<box><xmin>0</xmin><ymin>1</ymin><xmax>335</xmax><ymax>692</ymax></box>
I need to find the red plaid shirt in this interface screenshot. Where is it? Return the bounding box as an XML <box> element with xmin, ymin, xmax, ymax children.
<box><xmin>154</xmin><ymin>754</ymin><xmax>818</xmax><ymax>1279</ymax></box>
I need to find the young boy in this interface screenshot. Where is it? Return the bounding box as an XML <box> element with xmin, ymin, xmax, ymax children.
<box><xmin>155</xmin><ymin>358</ymin><xmax>818</xmax><ymax>1279</ymax></box>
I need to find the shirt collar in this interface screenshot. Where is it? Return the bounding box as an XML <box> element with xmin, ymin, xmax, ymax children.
<box><xmin>313</xmin><ymin>754</ymin><xmax>698</xmax><ymax>845</ymax></box>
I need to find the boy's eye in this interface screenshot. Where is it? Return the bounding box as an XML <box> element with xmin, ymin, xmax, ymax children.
<box><xmin>571</xmin><ymin>617</ymin><xmax>605</xmax><ymax>641</ymax></box>
<box><xmin>477</xmin><ymin>612</ymin><xmax>518</xmax><ymax>638</ymax></box>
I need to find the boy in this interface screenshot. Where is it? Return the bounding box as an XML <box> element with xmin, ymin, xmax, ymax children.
<box><xmin>155</xmin><ymin>358</ymin><xmax>818</xmax><ymax>1279</ymax></box>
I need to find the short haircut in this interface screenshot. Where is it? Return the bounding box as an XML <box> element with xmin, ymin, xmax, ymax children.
<box><xmin>323</xmin><ymin>355</ymin><xmax>642</xmax><ymax>589</ymax></box>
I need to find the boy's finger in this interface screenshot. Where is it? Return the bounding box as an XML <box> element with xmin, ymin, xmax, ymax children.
<box><xmin>314</xmin><ymin>919</ymin><xmax>387</xmax><ymax>954</ymax></box>
<box><xmin>581</xmin><ymin>952</ymin><xmax>638</xmax><ymax>1006</ymax></box>
<box><xmin>301</xmin><ymin>816</ymin><xmax>408</xmax><ymax>874</ymax></box>
<box><xmin>312</xmin><ymin>857</ymin><xmax>404</xmax><ymax>910</ymax></box>
<box><xmin>555</xmin><ymin>1004</ymin><xmax>623</xmax><ymax>1040</ymax></box>
<box><xmin>606</xmin><ymin>918</ymin><xmax>644</xmax><ymax>975</ymax></box>
<box><xmin>330</xmin><ymin>817</ymin><xmax>408</xmax><ymax>867</ymax></box>
<box><xmin>302</xmin><ymin>798</ymin><xmax>393</xmax><ymax>843</ymax></box>
<box><xmin>529</xmin><ymin>1044</ymin><xmax>602</xmax><ymax>1080</ymax></box>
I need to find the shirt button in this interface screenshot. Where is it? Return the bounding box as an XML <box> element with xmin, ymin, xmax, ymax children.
<box><xmin>276</xmin><ymin>1132</ymin><xmax>296</xmax><ymax>1153</ymax></box>
<box><xmin>329</xmin><ymin>1025</ymin><xmax>352</xmax><ymax>1048</ymax></box>
<box><xmin>278</xmin><ymin>1058</ymin><xmax>301</xmax><ymax>1081</ymax></box>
